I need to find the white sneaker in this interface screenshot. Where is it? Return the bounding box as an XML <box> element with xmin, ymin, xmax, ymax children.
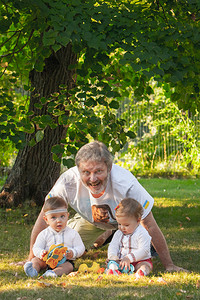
<box><xmin>42</xmin><ymin>270</ymin><xmax>57</xmax><ymax>278</ymax></box>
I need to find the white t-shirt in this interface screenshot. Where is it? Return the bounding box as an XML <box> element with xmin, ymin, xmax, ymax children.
<box><xmin>45</xmin><ymin>164</ymin><xmax>154</xmax><ymax>230</ymax></box>
<box><xmin>108</xmin><ymin>224</ymin><xmax>152</xmax><ymax>262</ymax></box>
<box><xmin>33</xmin><ymin>226</ymin><xmax>85</xmax><ymax>260</ymax></box>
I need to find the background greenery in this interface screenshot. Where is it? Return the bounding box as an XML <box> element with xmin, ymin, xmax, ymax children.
<box><xmin>1</xmin><ymin>0</ymin><xmax>200</xmax><ymax>207</ymax></box>
<box><xmin>116</xmin><ymin>84</ymin><xmax>200</xmax><ymax>178</ymax></box>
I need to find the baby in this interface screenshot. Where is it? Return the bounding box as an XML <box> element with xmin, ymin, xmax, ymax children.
<box><xmin>107</xmin><ymin>198</ymin><xmax>153</xmax><ymax>278</ymax></box>
<box><xmin>24</xmin><ymin>196</ymin><xmax>85</xmax><ymax>277</ymax></box>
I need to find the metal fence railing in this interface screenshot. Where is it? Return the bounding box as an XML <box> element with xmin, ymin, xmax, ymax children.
<box><xmin>116</xmin><ymin>97</ymin><xmax>200</xmax><ymax>175</ymax></box>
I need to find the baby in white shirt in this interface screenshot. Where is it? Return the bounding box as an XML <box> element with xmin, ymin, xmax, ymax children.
<box><xmin>24</xmin><ymin>196</ymin><xmax>85</xmax><ymax>277</ymax></box>
<box><xmin>107</xmin><ymin>198</ymin><xmax>153</xmax><ymax>278</ymax></box>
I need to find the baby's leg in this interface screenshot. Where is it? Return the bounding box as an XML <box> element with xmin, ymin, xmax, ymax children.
<box><xmin>24</xmin><ymin>257</ymin><xmax>47</xmax><ymax>277</ymax></box>
<box><xmin>53</xmin><ymin>261</ymin><xmax>74</xmax><ymax>276</ymax></box>
<box><xmin>32</xmin><ymin>257</ymin><xmax>47</xmax><ymax>273</ymax></box>
<box><xmin>134</xmin><ymin>261</ymin><xmax>153</xmax><ymax>278</ymax></box>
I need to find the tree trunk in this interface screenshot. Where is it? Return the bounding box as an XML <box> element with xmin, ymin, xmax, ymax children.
<box><xmin>0</xmin><ymin>44</ymin><xmax>77</xmax><ymax>207</ymax></box>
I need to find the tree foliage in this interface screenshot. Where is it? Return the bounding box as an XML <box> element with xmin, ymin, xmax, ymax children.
<box><xmin>1</xmin><ymin>0</ymin><xmax>200</xmax><ymax>164</ymax></box>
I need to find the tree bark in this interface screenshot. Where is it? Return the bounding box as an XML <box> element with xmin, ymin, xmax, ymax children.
<box><xmin>0</xmin><ymin>44</ymin><xmax>77</xmax><ymax>207</ymax></box>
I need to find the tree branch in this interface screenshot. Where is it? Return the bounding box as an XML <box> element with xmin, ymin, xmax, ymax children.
<box><xmin>0</xmin><ymin>31</ymin><xmax>20</xmax><ymax>48</ymax></box>
<box><xmin>0</xmin><ymin>29</ymin><xmax>34</xmax><ymax>58</ymax></box>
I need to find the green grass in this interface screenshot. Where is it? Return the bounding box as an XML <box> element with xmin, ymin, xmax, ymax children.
<box><xmin>0</xmin><ymin>178</ymin><xmax>200</xmax><ymax>299</ymax></box>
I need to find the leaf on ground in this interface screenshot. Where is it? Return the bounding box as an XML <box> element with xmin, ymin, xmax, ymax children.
<box><xmin>179</xmin><ymin>289</ymin><xmax>186</xmax><ymax>293</ymax></box>
<box><xmin>57</xmin><ymin>282</ymin><xmax>73</xmax><ymax>289</ymax></box>
<box><xmin>157</xmin><ymin>277</ymin><xmax>168</xmax><ymax>284</ymax></box>
<box><xmin>186</xmin><ymin>216</ymin><xmax>191</xmax><ymax>221</ymax></box>
<box><xmin>37</xmin><ymin>280</ymin><xmax>54</xmax><ymax>287</ymax></box>
<box><xmin>67</xmin><ymin>271</ymin><xmax>78</xmax><ymax>277</ymax></box>
<box><xmin>96</xmin><ymin>275</ymin><xmax>103</xmax><ymax>282</ymax></box>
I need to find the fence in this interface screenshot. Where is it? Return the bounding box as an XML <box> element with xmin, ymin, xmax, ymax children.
<box><xmin>116</xmin><ymin>95</ymin><xmax>200</xmax><ymax>177</ymax></box>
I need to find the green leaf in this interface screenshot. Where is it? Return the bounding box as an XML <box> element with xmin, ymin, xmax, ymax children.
<box><xmin>119</xmin><ymin>132</ymin><xmax>127</xmax><ymax>144</ymax></box>
<box><xmin>40</xmin><ymin>97</ymin><xmax>47</xmax><ymax>104</ymax></box>
<box><xmin>41</xmin><ymin>48</ymin><xmax>52</xmax><ymax>58</ymax></box>
<box><xmin>56</xmin><ymin>32</ymin><xmax>70</xmax><ymax>47</ymax></box>
<box><xmin>24</xmin><ymin>85</ymin><xmax>30</xmax><ymax>91</ymax></box>
<box><xmin>51</xmin><ymin>144</ymin><xmax>64</xmax><ymax>154</ymax></box>
<box><xmin>10</xmin><ymin>135</ymin><xmax>20</xmax><ymax>143</ymax></box>
<box><xmin>52</xmin><ymin>43</ymin><xmax>62</xmax><ymax>52</ymax></box>
<box><xmin>67</xmin><ymin>145</ymin><xmax>77</xmax><ymax>154</ymax></box>
<box><xmin>89</xmin><ymin>116</ymin><xmax>101</xmax><ymax>125</ymax></box>
<box><xmin>34</xmin><ymin>103</ymin><xmax>43</xmax><ymax>109</ymax></box>
<box><xmin>29</xmin><ymin>138</ymin><xmax>36</xmax><ymax>147</ymax></box>
<box><xmin>36</xmin><ymin>130</ymin><xmax>44</xmax><ymax>142</ymax></box>
<box><xmin>62</xmin><ymin>158</ymin><xmax>75</xmax><ymax>168</ymax></box>
<box><xmin>76</xmin><ymin>68</ymin><xmax>89</xmax><ymax>77</ymax></box>
<box><xmin>111</xmin><ymin>140</ymin><xmax>121</xmax><ymax>152</ymax></box>
<box><xmin>43</xmin><ymin>30</ymin><xmax>57</xmax><ymax>46</ymax></box>
<box><xmin>0</xmin><ymin>115</ymin><xmax>7</xmax><ymax>122</ymax></box>
<box><xmin>40</xmin><ymin>115</ymin><xmax>52</xmax><ymax>125</ymax></box>
<box><xmin>52</xmin><ymin>153</ymin><xmax>61</xmax><ymax>163</ymax></box>
<box><xmin>85</xmin><ymin>98</ymin><xmax>97</xmax><ymax>107</ymax></box>
<box><xmin>171</xmin><ymin>92</ymin><xmax>180</xmax><ymax>102</ymax></box>
<box><xmin>34</xmin><ymin>57</ymin><xmax>45</xmax><ymax>72</ymax></box>
<box><xmin>109</xmin><ymin>100</ymin><xmax>119</xmax><ymax>109</ymax></box>
<box><xmin>126</xmin><ymin>131</ymin><xmax>136</xmax><ymax>139</ymax></box>
<box><xmin>23</xmin><ymin>123</ymin><xmax>35</xmax><ymax>134</ymax></box>
<box><xmin>0</xmin><ymin>18</ymin><xmax>12</xmax><ymax>32</ymax></box>
<box><xmin>58</xmin><ymin>115</ymin><xmax>69</xmax><ymax>125</ymax></box>
<box><xmin>69</xmin><ymin>130</ymin><xmax>76</xmax><ymax>141</ymax></box>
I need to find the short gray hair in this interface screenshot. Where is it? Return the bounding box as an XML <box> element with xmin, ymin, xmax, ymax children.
<box><xmin>75</xmin><ymin>141</ymin><xmax>113</xmax><ymax>170</ymax></box>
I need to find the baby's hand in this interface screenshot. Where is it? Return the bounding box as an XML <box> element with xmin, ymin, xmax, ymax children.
<box><xmin>119</xmin><ymin>257</ymin><xmax>131</xmax><ymax>271</ymax></box>
<box><xmin>40</xmin><ymin>250</ymin><xmax>48</xmax><ymax>260</ymax></box>
<box><xmin>65</xmin><ymin>250</ymin><xmax>73</xmax><ymax>260</ymax></box>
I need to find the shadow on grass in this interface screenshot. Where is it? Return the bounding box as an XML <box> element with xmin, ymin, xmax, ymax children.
<box><xmin>0</xmin><ymin>277</ymin><xmax>200</xmax><ymax>300</ymax></box>
<box><xmin>0</xmin><ymin>276</ymin><xmax>199</xmax><ymax>300</ymax></box>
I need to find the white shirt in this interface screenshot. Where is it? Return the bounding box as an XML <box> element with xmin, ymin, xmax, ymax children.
<box><xmin>46</xmin><ymin>164</ymin><xmax>154</xmax><ymax>230</ymax></box>
<box><xmin>108</xmin><ymin>224</ymin><xmax>152</xmax><ymax>262</ymax></box>
<box><xmin>33</xmin><ymin>226</ymin><xmax>85</xmax><ymax>259</ymax></box>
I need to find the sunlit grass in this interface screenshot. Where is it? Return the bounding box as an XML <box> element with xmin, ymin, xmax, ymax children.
<box><xmin>0</xmin><ymin>178</ymin><xmax>200</xmax><ymax>299</ymax></box>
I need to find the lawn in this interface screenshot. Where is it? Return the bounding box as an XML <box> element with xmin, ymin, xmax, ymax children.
<box><xmin>0</xmin><ymin>178</ymin><xmax>200</xmax><ymax>299</ymax></box>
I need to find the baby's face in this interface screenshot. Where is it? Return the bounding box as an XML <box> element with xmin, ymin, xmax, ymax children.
<box><xmin>44</xmin><ymin>207</ymin><xmax>69</xmax><ymax>232</ymax></box>
<box><xmin>116</xmin><ymin>215</ymin><xmax>139</xmax><ymax>235</ymax></box>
